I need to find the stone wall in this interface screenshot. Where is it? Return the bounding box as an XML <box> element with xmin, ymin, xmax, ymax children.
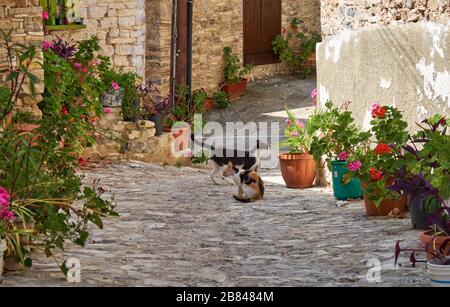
<box><xmin>0</xmin><ymin>0</ymin><xmax>44</xmax><ymax>117</ymax></box>
<box><xmin>317</xmin><ymin>1</ymin><xmax>450</xmax><ymax>129</ymax></box>
<box><xmin>321</xmin><ymin>0</ymin><xmax>450</xmax><ymax>37</ymax></box>
<box><xmin>46</xmin><ymin>0</ymin><xmax>147</xmax><ymax>77</ymax></box>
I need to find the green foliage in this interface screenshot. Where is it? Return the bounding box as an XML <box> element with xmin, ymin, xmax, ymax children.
<box><xmin>272</xmin><ymin>18</ymin><xmax>320</xmax><ymax>78</ymax></box>
<box><xmin>346</xmin><ymin>105</ymin><xmax>410</xmax><ymax>208</ymax></box>
<box><xmin>98</xmin><ymin>57</ymin><xmax>140</xmax><ymax>119</ymax></box>
<box><xmin>213</xmin><ymin>90</ymin><xmax>229</xmax><ymax>109</ymax></box>
<box><xmin>279</xmin><ymin>108</ymin><xmax>312</xmax><ymax>154</ymax></box>
<box><xmin>223</xmin><ymin>47</ymin><xmax>253</xmax><ymax>85</ymax></box>
<box><xmin>0</xmin><ymin>33</ymin><xmax>117</xmax><ymax>271</ymax></box>
<box><xmin>167</xmin><ymin>86</ymin><xmax>207</xmax><ymax>126</ymax></box>
<box><xmin>308</xmin><ymin>101</ymin><xmax>371</xmax><ymax>169</ymax></box>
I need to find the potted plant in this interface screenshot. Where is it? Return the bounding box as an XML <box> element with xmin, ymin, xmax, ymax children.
<box><xmin>204</xmin><ymin>97</ymin><xmax>215</xmax><ymax>112</ymax></box>
<box><xmin>140</xmin><ymin>82</ymin><xmax>171</xmax><ymax>136</ymax></box>
<box><xmin>308</xmin><ymin>101</ymin><xmax>370</xmax><ymax>200</ymax></box>
<box><xmin>0</xmin><ymin>187</ymin><xmax>11</xmax><ymax>281</ymax></box>
<box><xmin>272</xmin><ymin>18</ymin><xmax>321</xmax><ymax>78</ymax></box>
<box><xmin>279</xmin><ymin>108</ymin><xmax>317</xmax><ymax>189</ymax></box>
<box><xmin>213</xmin><ymin>90</ymin><xmax>229</xmax><ymax>109</ymax></box>
<box><xmin>347</xmin><ymin>103</ymin><xmax>409</xmax><ymax>216</ymax></box>
<box><xmin>391</xmin><ymin>115</ymin><xmax>449</xmax><ymax>229</ymax></box>
<box><xmin>221</xmin><ymin>47</ymin><xmax>253</xmax><ymax>102</ymax></box>
<box><xmin>395</xmin><ymin>240</ymin><xmax>450</xmax><ymax>287</ymax></box>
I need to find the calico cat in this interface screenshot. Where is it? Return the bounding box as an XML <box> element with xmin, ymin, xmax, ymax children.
<box><xmin>224</xmin><ymin>162</ymin><xmax>265</xmax><ymax>203</ymax></box>
<box><xmin>193</xmin><ymin>136</ymin><xmax>268</xmax><ymax>185</ymax></box>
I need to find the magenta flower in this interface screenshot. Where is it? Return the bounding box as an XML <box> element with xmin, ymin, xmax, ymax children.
<box><xmin>81</xmin><ymin>66</ymin><xmax>88</xmax><ymax>73</ymax></box>
<box><xmin>104</xmin><ymin>107</ymin><xmax>113</xmax><ymax>114</ymax></box>
<box><xmin>285</xmin><ymin>118</ymin><xmax>292</xmax><ymax>126</ymax></box>
<box><xmin>348</xmin><ymin>160</ymin><xmax>362</xmax><ymax>172</ymax></box>
<box><xmin>0</xmin><ymin>187</ymin><xmax>10</xmax><ymax>208</ymax></box>
<box><xmin>42</xmin><ymin>40</ymin><xmax>53</xmax><ymax>51</ymax></box>
<box><xmin>290</xmin><ymin>131</ymin><xmax>300</xmax><ymax>137</ymax></box>
<box><xmin>1</xmin><ymin>209</ymin><xmax>14</xmax><ymax>221</ymax></box>
<box><xmin>297</xmin><ymin>120</ymin><xmax>305</xmax><ymax>128</ymax></box>
<box><xmin>74</xmin><ymin>62</ymin><xmax>82</xmax><ymax>70</ymax></box>
<box><xmin>112</xmin><ymin>82</ymin><xmax>120</xmax><ymax>91</ymax></box>
<box><xmin>338</xmin><ymin>151</ymin><xmax>350</xmax><ymax>161</ymax></box>
<box><xmin>311</xmin><ymin>88</ymin><xmax>318</xmax><ymax>99</ymax></box>
<box><xmin>42</xmin><ymin>11</ymin><xmax>49</xmax><ymax>21</ymax></box>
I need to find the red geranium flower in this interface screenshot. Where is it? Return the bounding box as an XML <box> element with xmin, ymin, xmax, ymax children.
<box><xmin>375</xmin><ymin>143</ymin><xmax>391</xmax><ymax>155</ymax></box>
<box><xmin>372</xmin><ymin>104</ymin><xmax>387</xmax><ymax>118</ymax></box>
<box><xmin>78</xmin><ymin>157</ymin><xmax>88</xmax><ymax>167</ymax></box>
<box><xmin>370</xmin><ymin>168</ymin><xmax>383</xmax><ymax>181</ymax></box>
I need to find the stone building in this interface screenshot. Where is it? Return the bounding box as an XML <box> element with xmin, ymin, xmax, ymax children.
<box><xmin>317</xmin><ymin>0</ymin><xmax>450</xmax><ymax>128</ymax></box>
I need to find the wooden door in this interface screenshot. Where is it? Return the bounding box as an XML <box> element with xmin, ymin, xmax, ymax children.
<box><xmin>244</xmin><ymin>0</ymin><xmax>282</xmax><ymax>66</ymax></box>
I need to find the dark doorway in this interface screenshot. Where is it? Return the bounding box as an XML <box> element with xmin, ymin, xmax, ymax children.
<box><xmin>243</xmin><ymin>0</ymin><xmax>282</xmax><ymax>66</ymax></box>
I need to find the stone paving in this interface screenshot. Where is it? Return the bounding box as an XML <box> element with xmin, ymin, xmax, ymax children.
<box><xmin>1</xmin><ymin>161</ymin><xmax>429</xmax><ymax>287</ymax></box>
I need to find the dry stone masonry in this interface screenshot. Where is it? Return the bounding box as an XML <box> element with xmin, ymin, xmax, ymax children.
<box><xmin>321</xmin><ymin>0</ymin><xmax>450</xmax><ymax>36</ymax></box>
<box><xmin>0</xmin><ymin>0</ymin><xmax>44</xmax><ymax>117</ymax></box>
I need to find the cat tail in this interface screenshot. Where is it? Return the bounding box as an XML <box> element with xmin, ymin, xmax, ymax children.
<box><xmin>233</xmin><ymin>195</ymin><xmax>253</xmax><ymax>203</ymax></box>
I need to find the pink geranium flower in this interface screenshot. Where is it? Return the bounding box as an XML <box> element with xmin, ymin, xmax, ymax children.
<box><xmin>297</xmin><ymin>120</ymin><xmax>305</xmax><ymax>128</ymax></box>
<box><xmin>0</xmin><ymin>187</ymin><xmax>10</xmax><ymax>208</ymax></box>
<box><xmin>285</xmin><ymin>118</ymin><xmax>292</xmax><ymax>126</ymax></box>
<box><xmin>104</xmin><ymin>107</ymin><xmax>113</xmax><ymax>114</ymax></box>
<box><xmin>311</xmin><ymin>88</ymin><xmax>318</xmax><ymax>99</ymax></box>
<box><xmin>1</xmin><ymin>209</ymin><xmax>14</xmax><ymax>221</ymax></box>
<box><xmin>74</xmin><ymin>62</ymin><xmax>82</xmax><ymax>70</ymax></box>
<box><xmin>338</xmin><ymin>151</ymin><xmax>350</xmax><ymax>161</ymax></box>
<box><xmin>42</xmin><ymin>40</ymin><xmax>53</xmax><ymax>51</ymax></box>
<box><xmin>290</xmin><ymin>131</ymin><xmax>300</xmax><ymax>137</ymax></box>
<box><xmin>111</xmin><ymin>82</ymin><xmax>120</xmax><ymax>91</ymax></box>
<box><xmin>42</xmin><ymin>11</ymin><xmax>49</xmax><ymax>21</ymax></box>
<box><xmin>348</xmin><ymin>161</ymin><xmax>362</xmax><ymax>172</ymax></box>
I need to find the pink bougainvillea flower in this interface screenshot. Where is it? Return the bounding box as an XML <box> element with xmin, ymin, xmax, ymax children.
<box><xmin>375</xmin><ymin>143</ymin><xmax>392</xmax><ymax>155</ymax></box>
<box><xmin>42</xmin><ymin>11</ymin><xmax>49</xmax><ymax>21</ymax></box>
<box><xmin>104</xmin><ymin>107</ymin><xmax>113</xmax><ymax>114</ymax></box>
<box><xmin>81</xmin><ymin>66</ymin><xmax>88</xmax><ymax>73</ymax></box>
<box><xmin>0</xmin><ymin>187</ymin><xmax>10</xmax><ymax>208</ymax></box>
<box><xmin>311</xmin><ymin>88</ymin><xmax>318</xmax><ymax>99</ymax></box>
<box><xmin>1</xmin><ymin>209</ymin><xmax>14</xmax><ymax>221</ymax></box>
<box><xmin>290</xmin><ymin>131</ymin><xmax>300</xmax><ymax>137</ymax></box>
<box><xmin>73</xmin><ymin>62</ymin><xmax>82</xmax><ymax>70</ymax></box>
<box><xmin>61</xmin><ymin>106</ymin><xmax>69</xmax><ymax>115</ymax></box>
<box><xmin>348</xmin><ymin>161</ymin><xmax>362</xmax><ymax>172</ymax></box>
<box><xmin>297</xmin><ymin>120</ymin><xmax>305</xmax><ymax>128</ymax></box>
<box><xmin>42</xmin><ymin>40</ymin><xmax>53</xmax><ymax>51</ymax></box>
<box><xmin>371</xmin><ymin>102</ymin><xmax>387</xmax><ymax>118</ymax></box>
<box><xmin>338</xmin><ymin>151</ymin><xmax>350</xmax><ymax>161</ymax></box>
<box><xmin>285</xmin><ymin>118</ymin><xmax>292</xmax><ymax>126</ymax></box>
<box><xmin>112</xmin><ymin>82</ymin><xmax>120</xmax><ymax>91</ymax></box>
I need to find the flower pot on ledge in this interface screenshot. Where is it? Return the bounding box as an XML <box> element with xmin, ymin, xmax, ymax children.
<box><xmin>222</xmin><ymin>79</ymin><xmax>248</xmax><ymax>102</ymax></box>
<box><xmin>205</xmin><ymin>98</ymin><xmax>215</xmax><ymax>112</ymax></box>
<box><xmin>363</xmin><ymin>194</ymin><xmax>408</xmax><ymax>216</ymax></box>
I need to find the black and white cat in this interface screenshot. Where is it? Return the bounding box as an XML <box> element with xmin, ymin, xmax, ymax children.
<box><xmin>193</xmin><ymin>136</ymin><xmax>268</xmax><ymax>185</ymax></box>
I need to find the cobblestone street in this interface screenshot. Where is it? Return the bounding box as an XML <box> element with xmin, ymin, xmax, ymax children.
<box><xmin>2</xmin><ymin>161</ymin><xmax>428</xmax><ymax>287</ymax></box>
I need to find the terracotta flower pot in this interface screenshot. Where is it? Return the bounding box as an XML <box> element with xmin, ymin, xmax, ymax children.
<box><xmin>279</xmin><ymin>153</ymin><xmax>317</xmax><ymax>189</ymax></box>
<box><xmin>420</xmin><ymin>232</ymin><xmax>450</xmax><ymax>260</ymax></box>
<box><xmin>222</xmin><ymin>79</ymin><xmax>248</xmax><ymax>102</ymax></box>
<box><xmin>204</xmin><ymin>98</ymin><xmax>215</xmax><ymax>112</ymax></box>
<box><xmin>363</xmin><ymin>195</ymin><xmax>408</xmax><ymax>216</ymax></box>
<box><xmin>4</xmin><ymin>256</ymin><xmax>24</xmax><ymax>272</ymax></box>
<box><xmin>171</xmin><ymin>126</ymin><xmax>191</xmax><ymax>151</ymax></box>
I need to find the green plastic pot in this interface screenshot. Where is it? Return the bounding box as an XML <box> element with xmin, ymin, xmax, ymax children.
<box><xmin>331</xmin><ymin>160</ymin><xmax>363</xmax><ymax>200</ymax></box>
